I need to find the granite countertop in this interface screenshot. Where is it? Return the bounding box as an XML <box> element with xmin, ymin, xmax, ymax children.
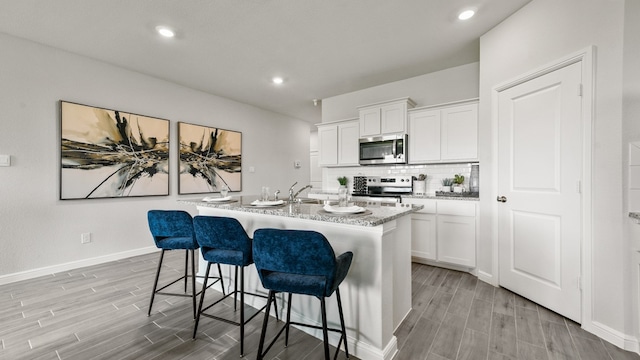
<box><xmin>180</xmin><ymin>195</ymin><xmax>422</xmax><ymax>227</ymax></box>
<box><xmin>402</xmin><ymin>194</ymin><xmax>480</xmax><ymax>201</ymax></box>
<box><xmin>309</xmin><ymin>191</ymin><xmax>479</xmax><ymax>202</ymax></box>
<box><xmin>630</xmin><ymin>212</ymin><xmax>640</xmax><ymax>222</ymax></box>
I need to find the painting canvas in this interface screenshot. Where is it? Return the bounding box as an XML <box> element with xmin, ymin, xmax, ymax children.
<box><xmin>178</xmin><ymin>122</ymin><xmax>242</xmax><ymax>194</ymax></box>
<box><xmin>60</xmin><ymin>101</ymin><xmax>170</xmax><ymax>199</ymax></box>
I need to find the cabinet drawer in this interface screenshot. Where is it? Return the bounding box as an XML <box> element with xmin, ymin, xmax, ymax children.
<box><xmin>437</xmin><ymin>201</ymin><xmax>476</xmax><ymax>217</ymax></box>
<box><xmin>403</xmin><ymin>198</ymin><xmax>436</xmax><ymax>213</ymax></box>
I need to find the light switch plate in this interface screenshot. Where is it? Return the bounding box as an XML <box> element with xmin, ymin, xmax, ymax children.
<box><xmin>0</xmin><ymin>155</ymin><xmax>10</xmax><ymax>167</ymax></box>
<box><xmin>294</xmin><ymin>160</ymin><xmax>301</xmax><ymax>169</ymax></box>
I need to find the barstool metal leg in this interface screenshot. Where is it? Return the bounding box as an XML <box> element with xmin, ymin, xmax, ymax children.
<box><xmin>190</xmin><ymin>249</ymin><xmax>197</xmax><ymax>319</ymax></box>
<box><xmin>217</xmin><ymin>264</ymin><xmax>225</xmax><ymax>297</ymax></box>
<box><xmin>192</xmin><ymin>262</ymin><xmax>212</xmax><ymax>339</ymax></box>
<box><xmin>320</xmin><ymin>297</ymin><xmax>330</xmax><ymax>360</ymax></box>
<box><xmin>336</xmin><ymin>288</ymin><xmax>349</xmax><ymax>358</ymax></box>
<box><xmin>257</xmin><ymin>290</ymin><xmax>275</xmax><ymax>360</ymax></box>
<box><xmin>148</xmin><ymin>249</ymin><xmax>165</xmax><ymax>316</ymax></box>
<box><xmin>234</xmin><ymin>266</ymin><xmax>238</xmax><ymax>311</ymax></box>
<box><xmin>240</xmin><ymin>266</ymin><xmax>245</xmax><ymax>356</ymax></box>
<box><xmin>285</xmin><ymin>292</ymin><xmax>293</xmax><ymax>346</ymax></box>
<box><xmin>184</xmin><ymin>249</ymin><xmax>189</xmax><ymax>292</ymax></box>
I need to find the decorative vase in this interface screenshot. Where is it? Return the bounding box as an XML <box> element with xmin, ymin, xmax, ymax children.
<box><xmin>441</xmin><ymin>186</ymin><xmax>451</xmax><ymax>193</ymax></box>
<box><xmin>338</xmin><ymin>185</ymin><xmax>348</xmax><ymax>207</ymax></box>
<box><xmin>413</xmin><ymin>180</ymin><xmax>426</xmax><ymax>195</ymax></box>
<box><xmin>470</xmin><ymin>164</ymin><xmax>479</xmax><ymax>193</ymax></box>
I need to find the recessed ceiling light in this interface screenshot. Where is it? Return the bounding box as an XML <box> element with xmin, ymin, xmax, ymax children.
<box><xmin>155</xmin><ymin>26</ymin><xmax>175</xmax><ymax>38</ymax></box>
<box><xmin>458</xmin><ymin>9</ymin><xmax>475</xmax><ymax>20</ymax></box>
<box><xmin>272</xmin><ymin>77</ymin><xmax>284</xmax><ymax>85</ymax></box>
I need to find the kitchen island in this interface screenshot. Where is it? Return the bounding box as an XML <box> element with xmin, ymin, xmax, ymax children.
<box><xmin>180</xmin><ymin>196</ymin><xmax>422</xmax><ymax>360</ymax></box>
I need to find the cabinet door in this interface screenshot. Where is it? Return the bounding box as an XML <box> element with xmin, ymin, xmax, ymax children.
<box><xmin>441</xmin><ymin>103</ymin><xmax>478</xmax><ymax>160</ymax></box>
<box><xmin>359</xmin><ymin>108</ymin><xmax>381</xmax><ymax>137</ymax></box>
<box><xmin>408</xmin><ymin>109</ymin><xmax>441</xmax><ymax>163</ymax></box>
<box><xmin>338</xmin><ymin>121</ymin><xmax>360</xmax><ymax>165</ymax></box>
<box><xmin>310</xmin><ymin>151</ymin><xmax>322</xmax><ymax>183</ymax></box>
<box><xmin>437</xmin><ymin>214</ymin><xmax>476</xmax><ymax>267</ymax></box>
<box><xmin>411</xmin><ymin>213</ymin><xmax>437</xmax><ymax>260</ymax></box>
<box><xmin>380</xmin><ymin>102</ymin><xmax>406</xmax><ymax>134</ymax></box>
<box><xmin>318</xmin><ymin>125</ymin><xmax>338</xmax><ymax>166</ymax></box>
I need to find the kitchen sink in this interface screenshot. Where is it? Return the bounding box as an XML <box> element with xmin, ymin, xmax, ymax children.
<box><xmin>294</xmin><ymin>198</ymin><xmax>323</xmax><ymax>204</ymax></box>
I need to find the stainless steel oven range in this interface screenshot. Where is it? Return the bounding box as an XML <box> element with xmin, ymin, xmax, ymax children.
<box><xmin>351</xmin><ymin>175</ymin><xmax>412</xmax><ymax>203</ymax></box>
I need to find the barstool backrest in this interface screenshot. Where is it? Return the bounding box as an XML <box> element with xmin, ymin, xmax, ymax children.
<box><xmin>253</xmin><ymin>228</ymin><xmax>339</xmax><ymax>297</ymax></box>
<box><xmin>193</xmin><ymin>216</ymin><xmax>252</xmax><ymax>264</ymax></box>
<box><xmin>147</xmin><ymin>210</ymin><xmax>197</xmax><ymax>249</ymax></box>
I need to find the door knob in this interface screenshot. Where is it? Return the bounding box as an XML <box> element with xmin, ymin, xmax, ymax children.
<box><xmin>497</xmin><ymin>196</ymin><xmax>507</xmax><ymax>203</ymax></box>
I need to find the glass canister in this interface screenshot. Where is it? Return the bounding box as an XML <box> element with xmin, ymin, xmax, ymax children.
<box><xmin>338</xmin><ymin>185</ymin><xmax>348</xmax><ymax>207</ymax></box>
<box><xmin>470</xmin><ymin>164</ymin><xmax>479</xmax><ymax>193</ymax></box>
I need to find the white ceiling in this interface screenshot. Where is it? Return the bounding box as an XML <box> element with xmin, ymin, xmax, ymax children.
<box><xmin>0</xmin><ymin>0</ymin><xmax>531</xmax><ymax>123</ymax></box>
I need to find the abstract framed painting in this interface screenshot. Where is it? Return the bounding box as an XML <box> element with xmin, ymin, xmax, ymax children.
<box><xmin>178</xmin><ymin>122</ymin><xmax>242</xmax><ymax>194</ymax></box>
<box><xmin>60</xmin><ymin>101</ymin><xmax>170</xmax><ymax>200</ymax></box>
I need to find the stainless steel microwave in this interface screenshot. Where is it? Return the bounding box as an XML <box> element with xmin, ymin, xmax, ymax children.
<box><xmin>359</xmin><ymin>134</ymin><xmax>407</xmax><ymax>165</ymax></box>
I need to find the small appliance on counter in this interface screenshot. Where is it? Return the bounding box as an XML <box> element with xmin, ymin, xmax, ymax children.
<box><xmin>351</xmin><ymin>175</ymin><xmax>412</xmax><ymax>203</ymax></box>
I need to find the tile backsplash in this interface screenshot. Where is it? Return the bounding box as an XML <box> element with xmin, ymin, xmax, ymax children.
<box><xmin>323</xmin><ymin>163</ymin><xmax>478</xmax><ymax>194</ymax></box>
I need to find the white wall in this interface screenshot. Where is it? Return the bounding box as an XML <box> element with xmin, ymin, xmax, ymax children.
<box><xmin>0</xmin><ymin>33</ymin><xmax>311</xmax><ymax>280</ymax></box>
<box><xmin>479</xmin><ymin>0</ymin><xmax>628</xmax><ymax>344</ymax></box>
<box><xmin>623</xmin><ymin>0</ymin><xmax>640</xmax><ymax>342</ymax></box>
<box><xmin>321</xmin><ymin>62</ymin><xmax>479</xmax><ymax>123</ymax></box>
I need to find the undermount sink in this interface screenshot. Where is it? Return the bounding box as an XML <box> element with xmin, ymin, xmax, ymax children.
<box><xmin>294</xmin><ymin>198</ymin><xmax>323</xmax><ymax>204</ymax></box>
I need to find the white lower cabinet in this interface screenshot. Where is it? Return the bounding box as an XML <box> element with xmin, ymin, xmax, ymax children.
<box><xmin>404</xmin><ymin>198</ymin><xmax>477</xmax><ymax>268</ymax></box>
<box><xmin>410</xmin><ymin>200</ymin><xmax>437</xmax><ymax>260</ymax></box>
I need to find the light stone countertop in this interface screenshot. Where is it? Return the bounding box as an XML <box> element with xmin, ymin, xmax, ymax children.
<box><xmin>308</xmin><ymin>190</ymin><xmax>479</xmax><ymax>201</ymax></box>
<box><xmin>180</xmin><ymin>195</ymin><xmax>422</xmax><ymax>227</ymax></box>
<box><xmin>402</xmin><ymin>194</ymin><xmax>479</xmax><ymax>201</ymax></box>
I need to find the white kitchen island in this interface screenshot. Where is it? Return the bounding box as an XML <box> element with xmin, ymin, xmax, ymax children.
<box><xmin>181</xmin><ymin>196</ymin><xmax>421</xmax><ymax>360</ymax></box>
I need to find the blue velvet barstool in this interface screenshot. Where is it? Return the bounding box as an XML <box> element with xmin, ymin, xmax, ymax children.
<box><xmin>192</xmin><ymin>216</ymin><xmax>277</xmax><ymax>357</ymax></box>
<box><xmin>253</xmin><ymin>228</ymin><xmax>353</xmax><ymax>360</ymax></box>
<box><xmin>147</xmin><ymin>210</ymin><xmax>224</xmax><ymax>319</ymax></box>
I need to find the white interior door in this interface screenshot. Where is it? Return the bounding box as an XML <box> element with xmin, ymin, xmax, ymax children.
<box><xmin>497</xmin><ymin>61</ymin><xmax>583</xmax><ymax>322</ymax></box>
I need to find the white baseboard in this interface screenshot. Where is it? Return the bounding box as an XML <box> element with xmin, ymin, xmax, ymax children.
<box><xmin>0</xmin><ymin>246</ymin><xmax>158</xmax><ymax>286</ymax></box>
<box><xmin>477</xmin><ymin>270</ymin><xmax>496</xmax><ymax>286</ymax></box>
<box><xmin>583</xmin><ymin>320</ymin><xmax>639</xmax><ymax>354</ymax></box>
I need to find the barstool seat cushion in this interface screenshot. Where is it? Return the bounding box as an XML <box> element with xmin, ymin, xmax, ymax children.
<box><xmin>253</xmin><ymin>229</ymin><xmax>353</xmax><ymax>298</ymax></box>
<box><xmin>200</xmin><ymin>248</ymin><xmax>246</xmax><ymax>267</ymax></box>
<box><xmin>148</xmin><ymin>211</ymin><xmax>198</xmax><ymax>250</ymax></box>
<box><xmin>156</xmin><ymin>236</ymin><xmax>198</xmax><ymax>250</ymax></box>
<box><xmin>193</xmin><ymin>216</ymin><xmax>253</xmax><ymax>267</ymax></box>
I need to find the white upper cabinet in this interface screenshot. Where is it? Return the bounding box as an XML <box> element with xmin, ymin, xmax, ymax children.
<box><xmin>318</xmin><ymin>125</ymin><xmax>338</xmax><ymax>165</ymax></box>
<box><xmin>358</xmin><ymin>98</ymin><xmax>416</xmax><ymax>138</ymax></box>
<box><xmin>317</xmin><ymin>119</ymin><xmax>360</xmax><ymax>167</ymax></box>
<box><xmin>408</xmin><ymin>99</ymin><xmax>478</xmax><ymax>164</ymax></box>
<box><xmin>441</xmin><ymin>103</ymin><xmax>478</xmax><ymax>161</ymax></box>
<box><xmin>408</xmin><ymin>109</ymin><xmax>441</xmax><ymax>162</ymax></box>
<box><xmin>338</xmin><ymin>120</ymin><xmax>359</xmax><ymax>165</ymax></box>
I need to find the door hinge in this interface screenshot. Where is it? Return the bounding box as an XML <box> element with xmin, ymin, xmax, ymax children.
<box><xmin>576</xmin><ymin>180</ymin><xmax>582</xmax><ymax>194</ymax></box>
<box><xmin>578</xmin><ymin>83</ymin><xmax>583</xmax><ymax>97</ymax></box>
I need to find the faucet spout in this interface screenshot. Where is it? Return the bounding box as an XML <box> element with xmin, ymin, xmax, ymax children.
<box><xmin>293</xmin><ymin>184</ymin><xmax>313</xmax><ymax>199</ymax></box>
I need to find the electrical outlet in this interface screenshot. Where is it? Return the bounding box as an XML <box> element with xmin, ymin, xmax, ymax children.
<box><xmin>81</xmin><ymin>232</ymin><xmax>91</xmax><ymax>244</ymax></box>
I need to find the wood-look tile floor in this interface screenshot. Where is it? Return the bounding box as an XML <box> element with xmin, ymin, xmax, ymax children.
<box><xmin>0</xmin><ymin>252</ymin><xmax>637</xmax><ymax>360</ymax></box>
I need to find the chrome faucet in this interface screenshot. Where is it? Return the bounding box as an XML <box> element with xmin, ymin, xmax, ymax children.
<box><xmin>288</xmin><ymin>182</ymin><xmax>312</xmax><ymax>202</ymax></box>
